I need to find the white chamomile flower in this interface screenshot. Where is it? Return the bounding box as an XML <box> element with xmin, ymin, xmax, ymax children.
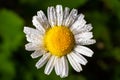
<box><xmin>23</xmin><ymin>5</ymin><xmax>96</xmax><ymax>78</ymax></box>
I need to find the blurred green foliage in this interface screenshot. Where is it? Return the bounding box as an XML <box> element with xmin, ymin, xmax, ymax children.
<box><xmin>0</xmin><ymin>9</ymin><xmax>24</xmax><ymax>80</ymax></box>
<box><xmin>0</xmin><ymin>0</ymin><xmax>120</xmax><ymax>80</ymax></box>
<box><xmin>20</xmin><ymin>0</ymin><xmax>87</xmax><ymax>9</ymax></box>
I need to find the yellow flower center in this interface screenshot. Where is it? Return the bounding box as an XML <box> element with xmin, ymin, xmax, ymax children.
<box><xmin>44</xmin><ymin>26</ymin><xmax>75</xmax><ymax>57</ymax></box>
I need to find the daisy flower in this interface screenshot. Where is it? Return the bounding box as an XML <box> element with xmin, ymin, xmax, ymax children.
<box><xmin>23</xmin><ymin>5</ymin><xmax>96</xmax><ymax>78</ymax></box>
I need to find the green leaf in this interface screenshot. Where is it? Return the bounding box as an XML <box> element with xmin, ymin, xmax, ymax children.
<box><xmin>0</xmin><ymin>9</ymin><xmax>24</xmax><ymax>79</ymax></box>
<box><xmin>0</xmin><ymin>9</ymin><xmax>24</xmax><ymax>52</ymax></box>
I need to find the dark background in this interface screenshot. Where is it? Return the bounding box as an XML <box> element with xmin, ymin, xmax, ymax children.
<box><xmin>0</xmin><ymin>0</ymin><xmax>120</xmax><ymax>80</ymax></box>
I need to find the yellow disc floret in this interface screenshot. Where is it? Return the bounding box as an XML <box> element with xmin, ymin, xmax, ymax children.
<box><xmin>44</xmin><ymin>26</ymin><xmax>75</xmax><ymax>57</ymax></box>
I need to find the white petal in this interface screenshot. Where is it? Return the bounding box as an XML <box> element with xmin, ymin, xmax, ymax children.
<box><xmin>74</xmin><ymin>45</ymin><xmax>94</xmax><ymax>57</ymax></box>
<box><xmin>47</xmin><ymin>7</ymin><xmax>57</xmax><ymax>27</ymax></box>
<box><xmin>26</xmin><ymin>35</ymin><xmax>42</xmax><ymax>44</ymax></box>
<box><xmin>70</xmin><ymin>15</ymin><xmax>87</xmax><ymax>34</ymax></box>
<box><xmin>37</xmin><ymin>10</ymin><xmax>50</xmax><ymax>29</ymax></box>
<box><xmin>24</xmin><ymin>27</ymin><xmax>41</xmax><ymax>35</ymax></box>
<box><xmin>79</xmin><ymin>24</ymin><xmax>93</xmax><ymax>33</ymax></box>
<box><xmin>24</xmin><ymin>27</ymin><xmax>43</xmax><ymax>43</ymax></box>
<box><xmin>70</xmin><ymin>14</ymin><xmax>84</xmax><ymax>30</ymax></box>
<box><xmin>56</xmin><ymin>5</ymin><xmax>63</xmax><ymax>26</ymax></box>
<box><xmin>44</xmin><ymin>55</ymin><xmax>56</xmax><ymax>75</ymax></box>
<box><xmin>62</xmin><ymin>7</ymin><xmax>70</xmax><ymax>25</ymax></box>
<box><xmin>63</xmin><ymin>9</ymin><xmax>78</xmax><ymax>27</ymax></box>
<box><xmin>72</xmin><ymin>20</ymin><xmax>86</xmax><ymax>35</ymax></box>
<box><xmin>32</xmin><ymin>16</ymin><xmax>46</xmax><ymax>34</ymax></box>
<box><xmin>35</xmin><ymin>53</ymin><xmax>51</xmax><ymax>69</ymax></box>
<box><xmin>31</xmin><ymin>50</ymin><xmax>46</xmax><ymax>59</ymax></box>
<box><xmin>76</xmin><ymin>39</ymin><xmax>96</xmax><ymax>45</ymax></box>
<box><xmin>25</xmin><ymin>43</ymin><xmax>39</xmax><ymax>51</ymax></box>
<box><xmin>63</xmin><ymin>7</ymin><xmax>70</xmax><ymax>19</ymax></box>
<box><xmin>75</xmin><ymin>32</ymin><xmax>93</xmax><ymax>40</ymax></box>
<box><xmin>67</xmin><ymin>53</ymin><xmax>82</xmax><ymax>72</ymax></box>
<box><xmin>55</xmin><ymin>57</ymin><xmax>61</xmax><ymax>75</ymax></box>
<box><xmin>60</xmin><ymin>56</ymin><xmax>68</xmax><ymax>78</ymax></box>
<box><xmin>71</xmin><ymin>52</ymin><xmax>88</xmax><ymax>65</ymax></box>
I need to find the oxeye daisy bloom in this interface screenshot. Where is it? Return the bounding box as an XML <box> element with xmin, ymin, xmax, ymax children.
<box><xmin>24</xmin><ymin>5</ymin><xmax>96</xmax><ymax>78</ymax></box>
